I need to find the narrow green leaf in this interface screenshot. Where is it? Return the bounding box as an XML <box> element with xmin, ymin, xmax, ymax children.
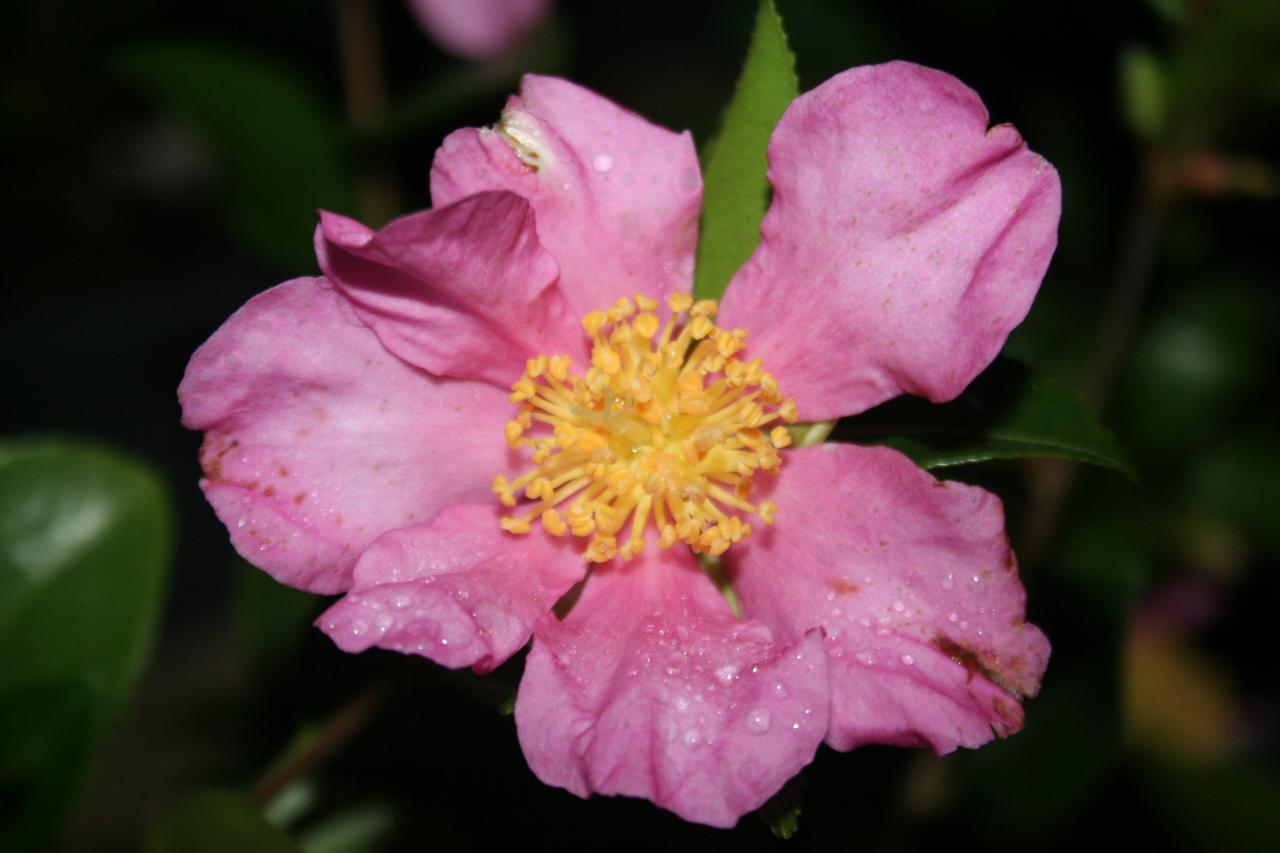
<box><xmin>757</xmin><ymin>772</ymin><xmax>806</xmax><ymax>839</ymax></box>
<box><xmin>0</xmin><ymin>438</ymin><xmax>172</xmax><ymax>848</ymax></box>
<box><xmin>693</xmin><ymin>0</ymin><xmax>798</xmax><ymax>301</ymax></box>
<box><xmin>113</xmin><ymin>41</ymin><xmax>356</xmax><ymax>270</ymax></box>
<box><xmin>837</xmin><ymin>359</ymin><xmax>1136</xmax><ymax>478</ymax></box>
<box><xmin>145</xmin><ymin>792</ymin><xmax>301</xmax><ymax>853</ymax></box>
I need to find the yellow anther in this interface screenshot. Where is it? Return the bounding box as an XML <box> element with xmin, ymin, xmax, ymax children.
<box><xmin>592</xmin><ymin>346</ymin><xmax>621</xmax><ymax>375</ymax></box>
<box><xmin>541</xmin><ymin>509</ymin><xmax>568</xmax><ymax>537</ymax></box>
<box><xmin>689</xmin><ymin>315</ymin><xmax>714</xmax><ymax>340</ymax></box>
<box><xmin>633</xmin><ymin>312</ymin><xmax>660</xmax><ymax>339</ymax></box>
<box><xmin>501</xmin><ymin>516</ymin><xmax>531</xmax><ymax>534</ymax></box>
<box><xmin>548</xmin><ymin>355</ymin><xmax>571</xmax><ymax>381</ymax></box>
<box><xmin>668</xmin><ymin>292</ymin><xmax>693</xmax><ymax>313</ymax></box>
<box><xmin>496</xmin><ymin>293</ymin><xmax>796</xmax><ymax>562</ymax></box>
<box><xmin>504</xmin><ymin>420</ymin><xmax>525</xmax><ymax>446</ymax></box>
<box><xmin>583</xmin><ymin>311</ymin><xmax>609</xmax><ymax>336</ymax></box>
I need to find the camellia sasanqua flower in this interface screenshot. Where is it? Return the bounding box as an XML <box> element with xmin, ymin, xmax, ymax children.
<box><xmin>180</xmin><ymin>62</ymin><xmax>1060</xmax><ymax>827</ymax></box>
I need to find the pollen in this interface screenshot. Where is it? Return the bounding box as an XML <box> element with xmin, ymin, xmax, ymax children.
<box><xmin>494</xmin><ymin>293</ymin><xmax>797</xmax><ymax>563</ymax></box>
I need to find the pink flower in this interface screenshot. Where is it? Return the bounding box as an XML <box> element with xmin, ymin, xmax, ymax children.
<box><xmin>407</xmin><ymin>0</ymin><xmax>552</xmax><ymax>60</ymax></box>
<box><xmin>180</xmin><ymin>63</ymin><xmax>1059</xmax><ymax>827</ymax></box>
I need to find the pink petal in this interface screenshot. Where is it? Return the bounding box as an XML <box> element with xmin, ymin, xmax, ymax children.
<box><xmin>179</xmin><ymin>276</ymin><xmax>514</xmax><ymax>594</ymax></box>
<box><xmin>315</xmin><ymin>191</ymin><xmax>585</xmax><ymax>387</ymax></box>
<box><xmin>724</xmin><ymin>444</ymin><xmax>1050</xmax><ymax>754</ymax></box>
<box><xmin>318</xmin><ymin>504</ymin><xmax>585</xmax><ymax>672</ymax></box>
<box><xmin>430</xmin><ymin>75</ymin><xmax>702</xmax><ymax>318</ymax></box>
<box><xmin>515</xmin><ymin>545</ymin><xmax>828</xmax><ymax>828</ymax></box>
<box><xmin>720</xmin><ymin>61</ymin><xmax>1061</xmax><ymax>420</ymax></box>
<box><xmin>407</xmin><ymin>0</ymin><xmax>551</xmax><ymax>61</ymax></box>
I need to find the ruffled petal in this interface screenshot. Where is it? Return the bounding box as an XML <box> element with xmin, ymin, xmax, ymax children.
<box><xmin>318</xmin><ymin>504</ymin><xmax>585</xmax><ymax>672</ymax></box>
<box><xmin>407</xmin><ymin>0</ymin><xmax>551</xmax><ymax>60</ymax></box>
<box><xmin>179</xmin><ymin>277</ymin><xmax>513</xmax><ymax>594</ymax></box>
<box><xmin>724</xmin><ymin>443</ymin><xmax>1050</xmax><ymax>753</ymax></box>
<box><xmin>515</xmin><ymin>544</ymin><xmax>828</xmax><ymax>828</ymax></box>
<box><xmin>430</xmin><ymin>75</ymin><xmax>702</xmax><ymax>318</ymax></box>
<box><xmin>720</xmin><ymin>61</ymin><xmax>1061</xmax><ymax>420</ymax></box>
<box><xmin>315</xmin><ymin>190</ymin><xmax>585</xmax><ymax>386</ymax></box>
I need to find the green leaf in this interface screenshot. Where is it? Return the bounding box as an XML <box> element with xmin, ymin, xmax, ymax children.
<box><xmin>232</xmin><ymin>557</ymin><xmax>320</xmax><ymax>670</ymax></box>
<box><xmin>757</xmin><ymin>772</ymin><xmax>805</xmax><ymax>839</ymax></box>
<box><xmin>0</xmin><ymin>438</ymin><xmax>172</xmax><ymax>849</ymax></box>
<box><xmin>145</xmin><ymin>792</ymin><xmax>301</xmax><ymax>853</ymax></box>
<box><xmin>113</xmin><ymin>41</ymin><xmax>356</xmax><ymax>271</ymax></box>
<box><xmin>837</xmin><ymin>359</ymin><xmax>1136</xmax><ymax>479</ymax></box>
<box><xmin>693</xmin><ymin>0</ymin><xmax>798</xmax><ymax>301</ymax></box>
<box><xmin>1119</xmin><ymin>45</ymin><xmax>1166</xmax><ymax>144</ymax></box>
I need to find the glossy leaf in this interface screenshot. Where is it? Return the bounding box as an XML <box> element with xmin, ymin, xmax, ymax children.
<box><xmin>114</xmin><ymin>41</ymin><xmax>356</xmax><ymax>270</ymax></box>
<box><xmin>145</xmin><ymin>792</ymin><xmax>301</xmax><ymax>853</ymax></box>
<box><xmin>836</xmin><ymin>359</ymin><xmax>1136</xmax><ymax>479</ymax></box>
<box><xmin>0</xmin><ymin>438</ymin><xmax>172</xmax><ymax>848</ymax></box>
<box><xmin>693</xmin><ymin>0</ymin><xmax>797</xmax><ymax>301</ymax></box>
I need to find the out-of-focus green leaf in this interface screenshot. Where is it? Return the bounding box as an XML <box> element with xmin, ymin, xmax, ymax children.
<box><xmin>693</xmin><ymin>0</ymin><xmax>797</xmax><ymax>301</ymax></box>
<box><xmin>838</xmin><ymin>359</ymin><xmax>1136</xmax><ymax>479</ymax></box>
<box><xmin>1139</xmin><ymin>760</ymin><xmax>1280</xmax><ymax>853</ymax></box>
<box><xmin>0</xmin><ymin>438</ymin><xmax>172</xmax><ymax>849</ymax></box>
<box><xmin>1191</xmin><ymin>429</ymin><xmax>1280</xmax><ymax>558</ymax></box>
<box><xmin>297</xmin><ymin>801</ymin><xmax>396</xmax><ymax>853</ymax></box>
<box><xmin>113</xmin><ymin>41</ymin><xmax>355</xmax><ymax>270</ymax></box>
<box><xmin>232</xmin><ymin>557</ymin><xmax>319</xmax><ymax>669</ymax></box>
<box><xmin>1119</xmin><ymin>45</ymin><xmax>1166</xmax><ymax>144</ymax></box>
<box><xmin>145</xmin><ymin>791</ymin><xmax>301</xmax><ymax>853</ymax></box>
<box><xmin>757</xmin><ymin>772</ymin><xmax>805</xmax><ymax>839</ymax></box>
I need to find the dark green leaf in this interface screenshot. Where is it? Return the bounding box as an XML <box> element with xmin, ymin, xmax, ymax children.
<box><xmin>113</xmin><ymin>41</ymin><xmax>356</xmax><ymax>270</ymax></box>
<box><xmin>1138</xmin><ymin>760</ymin><xmax>1280</xmax><ymax>853</ymax></box>
<box><xmin>757</xmin><ymin>772</ymin><xmax>805</xmax><ymax>839</ymax></box>
<box><xmin>693</xmin><ymin>0</ymin><xmax>797</xmax><ymax>301</ymax></box>
<box><xmin>0</xmin><ymin>438</ymin><xmax>172</xmax><ymax>849</ymax></box>
<box><xmin>836</xmin><ymin>359</ymin><xmax>1136</xmax><ymax>479</ymax></box>
<box><xmin>145</xmin><ymin>792</ymin><xmax>301</xmax><ymax>853</ymax></box>
<box><xmin>231</xmin><ymin>557</ymin><xmax>320</xmax><ymax>670</ymax></box>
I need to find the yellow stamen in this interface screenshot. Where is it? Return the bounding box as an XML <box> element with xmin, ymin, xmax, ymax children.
<box><xmin>496</xmin><ymin>294</ymin><xmax>796</xmax><ymax>562</ymax></box>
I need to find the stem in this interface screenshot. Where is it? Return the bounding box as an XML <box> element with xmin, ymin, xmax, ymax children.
<box><xmin>249</xmin><ymin>672</ymin><xmax>396</xmax><ymax>809</ymax></box>
<box><xmin>334</xmin><ymin>0</ymin><xmax>400</xmax><ymax>224</ymax></box>
<box><xmin>1022</xmin><ymin>191</ymin><xmax>1163</xmax><ymax>560</ymax></box>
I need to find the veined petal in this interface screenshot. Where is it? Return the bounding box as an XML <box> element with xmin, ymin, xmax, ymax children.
<box><xmin>724</xmin><ymin>443</ymin><xmax>1050</xmax><ymax>753</ymax></box>
<box><xmin>179</xmin><ymin>277</ymin><xmax>513</xmax><ymax>594</ymax></box>
<box><xmin>318</xmin><ymin>504</ymin><xmax>586</xmax><ymax>672</ymax></box>
<box><xmin>515</xmin><ymin>544</ymin><xmax>828</xmax><ymax>828</ymax></box>
<box><xmin>407</xmin><ymin>0</ymin><xmax>551</xmax><ymax>60</ymax></box>
<box><xmin>720</xmin><ymin>61</ymin><xmax>1061</xmax><ymax>420</ymax></box>
<box><xmin>316</xmin><ymin>190</ymin><xmax>585</xmax><ymax>386</ymax></box>
<box><xmin>430</xmin><ymin>75</ymin><xmax>702</xmax><ymax>318</ymax></box>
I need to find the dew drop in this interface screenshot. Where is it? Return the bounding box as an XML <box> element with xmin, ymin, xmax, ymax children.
<box><xmin>592</xmin><ymin>153</ymin><xmax>614</xmax><ymax>173</ymax></box>
<box><xmin>744</xmin><ymin>708</ymin><xmax>772</xmax><ymax>734</ymax></box>
<box><xmin>942</xmin><ymin>574</ymin><xmax>955</xmax><ymax>591</ymax></box>
<box><xmin>892</xmin><ymin>600</ymin><xmax>906</xmax><ymax>613</ymax></box>
<box><xmin>773</xmin><ymin>681</ymin><xmax>788</xmax><ymax>699</ymax></box>
<box><xmin>683</xmin><ymin>729</ymin><xmax>702</xmax><ymax>747</ymax></box>
<box><xmin>714</xmin><ymin>664</ymin><xmax>738</xmax><ymax>686</ymax></box>
<box><xmin>901</xmin><ymin>654</ymin><xmax>915</xmax><ymax>666</ymax></box>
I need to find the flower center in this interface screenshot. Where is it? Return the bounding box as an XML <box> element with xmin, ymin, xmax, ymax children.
<box><xmin>494</xmin><ymin>293</ymin><xmax>797</xmax><ymax>563</ymax></box>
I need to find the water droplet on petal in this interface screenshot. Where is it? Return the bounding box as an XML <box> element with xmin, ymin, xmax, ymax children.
<box><xmin>683</xmin><ymin>729</ymin><xmax>702</xmax><ymax>746</ymax></box>
<box><xmin>941</xmin><ymin>574</ymin><xmax>955</xmax><ymax>590</ymax></box>
<box><xmin>714</xmin><ymin>664</ymin><xmax>738</xmax><ymax>686</ymax></box>
<box><xmin>744</xmin><ymin>708</ymin><xmax>771</xmax><ymax>734</ymax></box>
<box><xmin>592</xmin><ymin>153</ymin><xmax>614</xmax><ymax>173</ymax></box>
<box><xmin>773</xmin><ymin>681</ymin><xmax>788</xmax><ymax>698</ymax></box>
<box><xmin>901</xmin><ymin>654</ymin><xmax>915</xmax><ymax>666</ymax></box>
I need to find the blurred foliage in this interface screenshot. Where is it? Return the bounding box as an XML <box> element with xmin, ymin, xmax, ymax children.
<box><xmin>0</xmin><ymin>439</ymin><xmax>172</xmax><ymax>850</ymax></box>
<box><xmin>3</xmin><ymin>0</ymin><xmax>1278</xmax><ymax>850</ymax></box>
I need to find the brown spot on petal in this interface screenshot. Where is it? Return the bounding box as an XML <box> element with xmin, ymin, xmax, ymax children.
<box><xmin>294</xmin><ymin>493</ymin><xmax>306</xmax><ymax>505</ymax></box>
<box><xmin>826</xmin><ymin>578</ymin><xmax>860</xmax><ymax>596</ymax></box>
<box><xmin>262</xmin><ymin>486</ymin><xmax>275</xmax><ymax>498</ymax></box>
<box><xmin>278</xmin><ymin>465</ymin><xmax>289</xmax><ymax>477</ymax></box>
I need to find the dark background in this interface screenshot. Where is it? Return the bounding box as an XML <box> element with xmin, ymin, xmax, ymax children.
<box><xmin>4</xmin><ymin>0</ymin><xmax>1279</xmax><ymax>849</ymax></box>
